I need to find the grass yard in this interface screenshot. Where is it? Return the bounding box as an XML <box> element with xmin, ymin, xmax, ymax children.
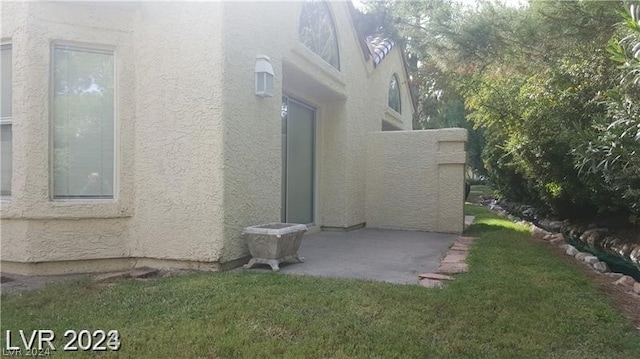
<box><xmin>2</xmin><ymin>203</ymin><xmax>640</xmax><ymax>358</ymax></box>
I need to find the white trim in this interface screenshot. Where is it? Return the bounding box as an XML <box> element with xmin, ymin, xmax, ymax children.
<box><xmin>49</xmin><ymin>40</ymin><xmax>118</xmax><ymax>202</ymax></box>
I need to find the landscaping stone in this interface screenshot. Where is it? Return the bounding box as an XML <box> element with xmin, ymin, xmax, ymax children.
<box><xmin>419</xmin><ymin>278</ymin><xmax>444</xmax><ymax>288</ymax></box>
<box><xmin>418</xmin><ymin>273</ymin><xmax>455</xmax><ymax>281</ymax></box>
<box><xmin>531</xmin><ymin>225</ymin><xmax>550</xmax><ymax>239</ymax></box>
<box><xmin>0</xmin><ymin>276</ymin><xmax>14</xmax><ymax>283</ymax></box>
<box><xmin>575</xmin><ymin>252</ymin><xmax>589</xmax><ymax>261</ymax></box>
<box><xmin>606</xmin><ymin>272</ymin><xmax>625</xmax><ymax>280</ymax></box>
<box><xmin>592</xmin><ymin>261</ymin><xmax>610</xmax><ymax>273</ymax></box>
<box><xmin>550</xmin><ymin>236</ymin><xmax>565</xmax><ymax>245</ymax></box>
<box><xmin>129</xmin><ymin>267</ymin><xmax>159</xmax><ymax>278</ymax></box>
<box><xmin>614</xmin><ymin>275</ymin><xmax>637</xmax><ymax>288</ymax></box>
<box><xmin>547</xmin><ymin>221</ymin><xmax>565</xmax><ymax>232</ymax></box>
<box><xmin>565</xmin><ymin>245</ymin><xmax>578</xmax><ymax>256</ymax></box>
<box><xmin>436</xmin><ymin>262</ymin><xmax>468</xmax><ymax>274</ymax></box>
<box><xmin>583</xmin><ymin>256</ymin><xmax>599</xmax><ymax>264</ymax></box>
<box><xmin>634</xmin><ymin>282</ymin><xmax>640</xmax><ymax>295</ymax></box>
<box><xmin>549</xmin><ymin>233</ymin><xmax>564</xmax><ymax>241</ymax></box>
<box><xmin>580</xmin><ymin>228</ymin><xmax>608</xmax><ymax>247</ymax></box>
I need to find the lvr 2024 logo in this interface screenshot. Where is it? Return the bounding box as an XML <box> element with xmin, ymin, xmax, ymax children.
<box><xmin>4</xmin><ymin>329</ymin><xmax>120</xmax><ymax>356</ymax></box>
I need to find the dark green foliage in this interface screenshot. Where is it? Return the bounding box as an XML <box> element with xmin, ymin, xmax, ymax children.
<box><xmin>359</xmin><ymin>0</ymin><xmax>638</xmax><ymax>222</ymax></box>
<box><xmin>573</xmin><ymin>1</ymin><xmax>640</xmax><ymax>222</ymax></box>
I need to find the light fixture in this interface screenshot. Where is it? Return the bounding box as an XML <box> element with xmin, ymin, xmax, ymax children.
<box><xmin>255</xmin><ymin>55</ymin><xmax>274</xmax><ymax>98</ymax></box>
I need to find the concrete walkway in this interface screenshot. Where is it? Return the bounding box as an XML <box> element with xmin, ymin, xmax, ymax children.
<box><xmin>246</xmin><ymin>228</ymin><xmax>458</xmax><ymax>285</ymax></box>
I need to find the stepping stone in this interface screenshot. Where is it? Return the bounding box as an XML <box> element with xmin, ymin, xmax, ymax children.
<box><xmin>418</xmin><ymin>273</ymin><xmax>455</xmax><ymax>281</ymax></box>
<box><xmin>94</xmin><ymin>271</ymin><xmax>130</xmax><ymax>282</ymax></box>
<box><xmin>436</xmin><ymin>262</ymin><xmax>468</xmax><ymax>274</ymax></box>
<box><xmin>419</xmin><ymin>278</ymin><xmax>444</xmax><ymax>288</ymax></box>
<box><xmin>129</xmin><ymin>267</ymin><xmax>159</xmax><ymax>278</ymax></box>
<box><xmin>457</xmin><ymin>236</ymin><xmax>478</xmax><ymax>245</ymax></box>
<box><xmin>451</xmin><ymin>243</ymin><xmax>469</xmax><ymax>251</ymax></box>
<box><xmin>442</xmin><ymin>252</ymin><xmax>468</xmax><ymax>263</ymax></box>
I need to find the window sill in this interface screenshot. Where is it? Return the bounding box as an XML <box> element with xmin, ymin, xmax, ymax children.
<box><xmin>291</xmin><ymin>43</ymin><xmax>346</xmax><ymax>87</ymax></box>
<box><xmin>384</xmin><ymin>108</ymin><xmax>405</xmax><ymax>128</ymax></box>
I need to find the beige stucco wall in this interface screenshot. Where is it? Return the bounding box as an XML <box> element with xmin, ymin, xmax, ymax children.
<box><xmin>215</xmin><ymin>1</ymin><xmax>416</xmax><ymax>241</ymax></box>
<box><xmin>214</xmin><ymin>0</ymin><xmax>373</xmax><ymax>260</ymax></box>
<box><xmin>0</xmin><ymin>1</ymin><xmax>227</xmax><ymax>274</ymax></box>
<box><xmin>366</xmin><ymin>129</ymin><xmax>467</xmax><ymax>233</ymax></box>
<box><xmin>0</xmin><ymin>1</ymin><xmax>136</xmax><ymax>272</ymax></box>
<box><xmin>128</xmin><ymin>2</ymin><xmax>226</xmax><ymax>264</ymax></box>
<box><xmin>1</xmin><ymin>1</ymin><xmax>464</xmax><ymax>274</ymax></box>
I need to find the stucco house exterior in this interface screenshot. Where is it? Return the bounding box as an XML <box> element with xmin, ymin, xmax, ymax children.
<box><xmin>0</xmin><ymin>1</ymin><xmax>467</xmax><ymax>275</ymax></box>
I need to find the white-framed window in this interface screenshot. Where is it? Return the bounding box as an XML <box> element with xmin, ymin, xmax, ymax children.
<box><xmin>51</xmin><ymin>43</ymin><xmax>115</xmax><ymax>200</ymax></box>
<box><xmin>388</xmin><ymin>74</ymin><xmax>401</xmax><ymax>114</ymax></box>
<box><xmin>299</xmin><ymin>0</ymin><xmax>340</xmax><ymax>70</ymax></box>
<box><xmin>1</xmin><ymin>42</ymin><xmax>12</xmax><ymax>198</ymax></box>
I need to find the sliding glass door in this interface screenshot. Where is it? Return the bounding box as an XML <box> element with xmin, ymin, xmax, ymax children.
<box><xmin>282</xmin><ymin>96</ymin><xmax>315</xmax><ymax>224</ymax></box>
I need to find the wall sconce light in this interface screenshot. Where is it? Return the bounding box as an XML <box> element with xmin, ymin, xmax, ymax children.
<box><xmin>255</xmin><ymin>55</ymin><xmax>274</xmax><ymax>98</ymax></box>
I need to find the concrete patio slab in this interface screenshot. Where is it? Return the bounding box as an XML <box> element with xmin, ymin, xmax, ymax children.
<box><xmin>245</xmin><ymin>228</ymin><xmax>458</xmax><ymax>285</ymax></box>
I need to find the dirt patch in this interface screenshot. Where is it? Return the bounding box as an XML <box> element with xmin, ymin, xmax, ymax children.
<box><xmin>0</xmin><ymin>273</ymin><xmax>89</xmax><ymax>295</ymax></box>
<box><xmin>0</xmin><ymin>269</ymin><xmax>197</xmax><ymax>295</ymax></box>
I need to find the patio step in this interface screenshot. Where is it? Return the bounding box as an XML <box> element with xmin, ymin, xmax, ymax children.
<box><xmin>464</xmin><ymin>215</ymin><xmax>475</xmax><ymax>230</ymax></box>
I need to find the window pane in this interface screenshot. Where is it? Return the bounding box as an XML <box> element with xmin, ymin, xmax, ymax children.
<box><xmin>53</xmin><ymin>45</ymin><xmax>114</xmax><ymax>199</ymax></box>
<box><xmin>388</xmin><ymin>75</ymin><xmax>401</xmax><ymax>113</ymax></box>
<box><xmin>1</xmin><ymin>43</ymin><xmax>12</xmax><ymax>197</ymax></box>
<box><xmin>0</xmin><ymin>124</ymin><xmax>11</xmax><ymax>196</ymax></box>
<box><xmin>1</xmin><ymin>44</ymin><xmax>11</xmax><ymax>119</ymax></box>
<box><xmin>299</xmin><ymin>0</ymin><xmax>340</xmax><ymax>70</ymax></box>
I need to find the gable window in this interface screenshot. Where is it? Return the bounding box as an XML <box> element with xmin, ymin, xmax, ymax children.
<box><xmin>388</xmin><ymin>74</ymin><xmax>401</xmax><ymax>114</ymax></box>
<box><xmin>52</xmin><ymin>44</ymin><xmax>115</xmax><ymax>199</ymax></box>
<box><xmin>299</xmin><ymin>0</ymin><xmax>340</xmax><ymax>70</ymax></box>
<box><xmin>1</xmin><ymin>43</ymin><xmax>12</xmax><ymax>197</ymax></box>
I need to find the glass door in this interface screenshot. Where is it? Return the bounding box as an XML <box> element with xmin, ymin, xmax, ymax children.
<box><xmin>282</xmin><ymin>96</ymin><xmax>315</xmax><ymax>224</ymax></box>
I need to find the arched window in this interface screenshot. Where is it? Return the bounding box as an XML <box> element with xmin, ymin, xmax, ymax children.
<box><xmin>388</xmin><ymin>74</ymin><xmax>401</xmax><ymax>113</ymax></box>
<box><xmin>298</xmin><ymin>0</ymin><xmax>340</xmax><ymax>70</ymax></box>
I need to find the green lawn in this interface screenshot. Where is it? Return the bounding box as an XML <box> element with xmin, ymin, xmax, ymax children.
<box><xmin>2</xmin><ymin>204</ymin><xmax>639</xmax><ymax>358</ymax></box>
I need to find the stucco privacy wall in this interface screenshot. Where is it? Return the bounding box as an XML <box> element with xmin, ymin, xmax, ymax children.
<box><xmin>0</xmin><ymin>1</ymin><xmax>227</xmax><ymax>273</ymax></box>
<box><xmin>129</xmin><ymin>2</ymin><xmax>226</xmax><ymax>266</ymax></box>
<box><xmin>366</xmin><ymin>129</ymin><xmax>467</xmax><ymax>233</ymax></box>
<box><xmin>342</xmin><ymin>41</ymin><xmax>415</xmax><ymax>229</ymax></box>
<box><xmin>0</xmin><ymin>2</ymin><xmax>135</xmax><ymax>271</ymax></box>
